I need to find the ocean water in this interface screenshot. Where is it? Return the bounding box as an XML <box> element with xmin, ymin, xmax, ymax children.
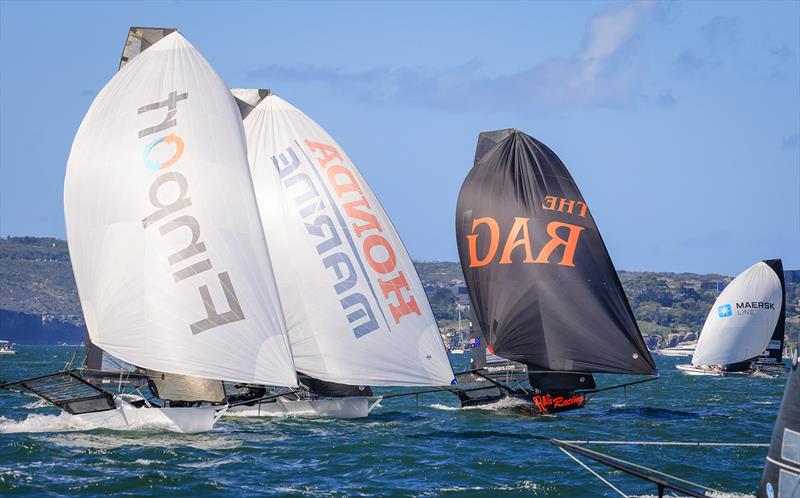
<box><xmin>0</xmin><ymin>346</ymin><xmax>786</xmax><ymax>497</ymax></box>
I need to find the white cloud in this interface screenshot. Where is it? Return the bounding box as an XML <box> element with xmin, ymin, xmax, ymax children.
<box><xmin>247</xmin><ymin>1</ymin><xmax>664</xmax><ymax>113</ymax></box>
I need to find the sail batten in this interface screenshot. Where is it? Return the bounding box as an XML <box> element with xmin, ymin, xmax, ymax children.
<box><xmin>242</xmin><ymin>94</ymin><xmax>454</xmax><ymax>386</ymax></box>
<box><xmin>456</xmin><ymin>129</ymin><xmax>655</xmax><ymax>375</ymax></box>
<box><xmin>64</xmin><ymin>32</ymin><xmax>297</xmax><ymax>386</ymax></box>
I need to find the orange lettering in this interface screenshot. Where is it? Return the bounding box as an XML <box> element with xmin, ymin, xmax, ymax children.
<box><xmin>533</xmin><ymin>221</ymin><xmax>584</xmax><ymax>267</ymax></box>
<box><xmin>557</xmin><ymin>198</ymin><xmax>575</xmax><ymax>214</ymax></box>
<box><xmin>344</xmin><ymin>197</ymin><xmax>382</xmax><ymax>237</ymax></box>
<box><xmin>363</xmin><ymin>234</ymin><xmax>396</xmax><ymax>274</ymax></box>
<box><xmin>542</xmin><ymin>196</ymin><xmax>557</xmax><ymax>211</ymax></box>
<box><xmin>378</xmin><ymin>271</ymin><xmax>421</xmax><ymax>324</ymax></box>
<box><xmin>467</xmin><ymin>217</ymin><xmax>499</xmax><ymax>267</ymax></box>
<box><xmin>305</xmin><ymin>140</ymin><xmax>343</xmax><ymax>167</ymax></box>
<box><xmin>499</xmin><ymin>217</ymin><xmax>534</xmax><ymax>264</ymax></box>
<box><xmin>326</xmin><ymin>165</ymin><xmax>363</xmax><ymax>198</ymax></box>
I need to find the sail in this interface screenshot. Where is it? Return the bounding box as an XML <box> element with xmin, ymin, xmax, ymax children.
<box><xmin>241</xmin><ymin>93</ymin><xmax>454</xmax><ymax>386</ymax></box>
<box><xmin>763</xmin><ymin>259</ymin><xmax>786</xmax><ymax>364</ymax></box>
<box><xmin>64</xmin><ymin>32</ymin><xmax>297</xmax><ymax>387</ymax></box>
<box><xmin>455</xmin><ymin>129</ymin><xmax>656</xmax><ymax>375</ymax></box>
<box><xmin>230</xmin><ymin>88</ymin><xmax>272</xmax><ymax>119</ymax></box>
<box><xmin>468</xmin><ymin>307</ymin><xmax>487</xmax><ymax>370</ymax></box>
<box><xmin>691</xmin><ymin>261</ymin><xmax>783</xmax><ymax>367</ymax></box>
<box><xmin>759</xmin><ymin>349</ymin><xmax>799</xmax><ymax>498</ymax></box>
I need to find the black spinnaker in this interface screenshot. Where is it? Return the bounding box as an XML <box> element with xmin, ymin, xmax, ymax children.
<box><xmin>455</xmin><ymin>129</ymin><xmax>656</xmax><ymax>412</ymax></box>
<box><xmin>763</xmin><ymin>259</ymin><xmax>787</xmax><ymax>366</ymax></box>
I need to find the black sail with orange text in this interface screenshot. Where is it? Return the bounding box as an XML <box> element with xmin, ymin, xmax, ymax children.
<box><xmin>455</xmin><ymin>129</ymin><xmax>656</xmax><ymax>375</ymax></box>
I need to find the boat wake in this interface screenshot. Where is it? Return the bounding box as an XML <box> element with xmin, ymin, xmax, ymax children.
<box><xmin>430</xmin><ymin>396</ymin><xmax>530</xmax><ymax>412</ymax></box>
<box><xmin>0</xmin><ymin>412</ymin><xmax>193</xmax><ymax>434</ymax></box>
<box><xmin>0</xmin><ymin>413</ymin><xmax>98</xmax><ymax>434</ymax></box>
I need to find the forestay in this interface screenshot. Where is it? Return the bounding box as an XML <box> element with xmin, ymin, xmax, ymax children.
<box><xmin>692</xmin><ymin>261</ymin><xmax>783</xmax><ymax>367</ymax></box>
<box><xmin>242</xmin><ymin>93</ymin><xmax>454</xmax><ymax>386</ymax></box>
<box><xmin>64</xmin><ymin>33</ymin><xmax>297</xmax><ymax>387</ymax></box>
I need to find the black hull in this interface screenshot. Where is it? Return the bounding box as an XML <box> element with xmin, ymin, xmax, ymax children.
<box><xmin>458</xmin><ymin>389</ymin><xmax>587</xmax><ymax>415</ymax></box>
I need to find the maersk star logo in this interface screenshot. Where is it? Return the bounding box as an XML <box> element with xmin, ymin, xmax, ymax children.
<box><xmin>718</xmin><ymin>304</ymin><xmax>732</xmax><ymax>318</ymax></box>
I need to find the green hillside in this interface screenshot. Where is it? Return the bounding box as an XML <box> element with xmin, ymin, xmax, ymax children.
<box><xmin>1</xmin><ymin>237</ymin><xmax>798</xmax><ymax>349</ymax></box>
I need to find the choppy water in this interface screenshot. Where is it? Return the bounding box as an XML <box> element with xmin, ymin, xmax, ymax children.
<box><xmin>0</xmin><ymin>346</ymin><xmax>787</xmax><ymax>496</ymax></box>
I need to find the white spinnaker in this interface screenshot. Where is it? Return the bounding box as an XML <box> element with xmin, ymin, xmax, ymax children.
<box><xmin>692</xmin><ymin>261</ymin><xmax>782</xmax><ymax>366</ymax></box>
<box><xmin>243</xmin><ymin>94</ymin><xmax>454</xmax><ymax>386</ymax></box>
<box><xmin>64</xmin><ymin>33</ymin><xmax>297</xmax><ymax>387</ymax></box>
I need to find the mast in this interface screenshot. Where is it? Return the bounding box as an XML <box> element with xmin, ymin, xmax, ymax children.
<box><xmin>455</xmin><ymin>129</ymin><xmax>656</xmax><ymax>376</ymax></box>
<box><xmin>64</xmin><ymin>31</ymin><xmax>297</xmax><ymax>386</ymax></box>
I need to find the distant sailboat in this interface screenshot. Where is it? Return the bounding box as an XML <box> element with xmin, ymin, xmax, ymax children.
<box><xmin>221</xmin><ymin>90</ymin><xmax>455</xmax><ymax>418</ymax></box>
<box><xmin>677</xmin><ymin>259</ymin><xmax>787</xmax><ymax>377</ymax></box>
<box><xmin>0</xmin><ymin>30</ymin><xmax>298</xmax><ymax>433</ymax></box>
<box><xmin>656</xmin><ymin>341</ymin><xmax>697</xmax><ymax>357</ymax></box>
<box><xmin>0</xmin><ymin>340</ymin><xmax>15</xmax><ymax>355</ymax></box>
<box><xmin>455</xmin><ymin>129</ymin><xmax>657</xmax><ymax>414</ymax></box>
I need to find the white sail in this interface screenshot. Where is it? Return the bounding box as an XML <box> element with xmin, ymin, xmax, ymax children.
<box><xmin>64</xmin><ymin>33</ymin><xmax>297</xmax><ymax>387</ymax></box>
<box><xmin>691</xmin><ymin>261</ymin><xmax>782</xmax><ymax>366</ymax></box>
<box><xmin>241</xmin><ymin>93</ymin><xmax>454</xmax><ymax>386</ymax></box>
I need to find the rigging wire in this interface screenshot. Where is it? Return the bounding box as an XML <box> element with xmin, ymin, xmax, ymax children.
<box><xmin>554</xmin><ymin>440</ymin><xmax>717</xmax><ymax>495</ymax></box>
<box><xmin>557</xmin><ymin>446</ymin><xmax>629</xmax><ymax>498</ymax></box>
<box><xmin>560</xmin><ymin>440</ymin><xmax>768</xmax><ymax>448</ymax></box>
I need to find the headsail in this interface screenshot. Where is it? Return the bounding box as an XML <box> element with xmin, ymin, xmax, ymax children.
<box><xmin>241</xmin><ymin>93</ymin><xmax>454</xmax><ymax>386</ymax></box>
<box><xmin>691</xmin><ymin>260</ymin><xmax>784</xmax><ymax>367</ymax></box>
<box><xmin>64</xmin><ymin>32</ymin><xmax>297</xmax><ymax>386</ymax></box>
<box><xmin>759</xmin><ymin>349</ymin><xmax>799</xmax><ymax>497</ymax></box>
<box><xmin>455</xmin><ymin>129</ymin><xmax>656</xmax><ymax>375</ymax></box>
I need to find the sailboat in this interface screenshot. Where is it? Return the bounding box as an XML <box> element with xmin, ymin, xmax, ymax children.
<box><xmin>0</xmin><ymin>30</ymin><xmax>298</xmax><ymax>433</ymax></box>
<box><xmin>218</xmin><ymin>89</ymin><xmax>456</xmax><ymax>418</ymax></box>
<box><xmin>0</xmin><ymin>340</ymin><xmax>15</xmax><ymax>354</ymax></box>
<box><xmin>455</xmin><ymin>129</ymin><xmax>657</xmax><ymax>414</ymax></box>
<box><xmin>677</xmin><ymin>259</ymin><xmax>788</xmax><ymax>377</ymax></box>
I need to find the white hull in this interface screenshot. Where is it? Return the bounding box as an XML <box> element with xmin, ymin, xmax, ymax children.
<box><xmin>0</xmin><ymin>351</ymin><xmax>16</xmax><ymax>355</ymax></box>
<box><xmin>676</xmin><ymin>364</ymin><xmax>786</xmax><ymax>378</ymax></box>
<box><xmin>676</xmin><ymin>364</ymin><xmax>722</xmax><ymax>376</ymax></box>
<box><xmin>657</xmin><ymin>351</ymin><xmax>694</xmax><ymax>357</ymax></box>
<box><xmin>69</xmin><ymin>398</ymin><xmax>226</xmax><ymax>433</ymax></box>
<box><xmin>227</xmin><ymin>396</ymin><xmax>382</xmax><ymax>419</ymax></box>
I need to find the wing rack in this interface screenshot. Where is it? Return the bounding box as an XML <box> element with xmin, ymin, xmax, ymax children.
<box><xmin>0</xmin><ymin>370</ymin><xmax>116</xmax><ymax>415</ymax></box>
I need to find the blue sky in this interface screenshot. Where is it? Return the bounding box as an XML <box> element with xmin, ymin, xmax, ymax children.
<box><xmin>1</xmin><ymin>0</ymin><xmax>798</xmax><ymax>275</ymax></box>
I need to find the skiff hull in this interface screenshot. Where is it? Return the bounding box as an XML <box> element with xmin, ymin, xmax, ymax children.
<box><xmin>459</xmin><ymin>391</ymin><xmax>587</xmax><ymax>415</ymax></box>
<box><xmin>676</xmin><ymin>364</ymin><xmax>787</xmax><ymax>378</ymax></box>
<box><xmin>226</xmin><ymin>396</ymin><xmax>382</xmax><ymax>419</ymax></box>
<box><xmin>70</xmin><ymin>398</ymin><xmax>227</xmax><ymax>433</ymax></box>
